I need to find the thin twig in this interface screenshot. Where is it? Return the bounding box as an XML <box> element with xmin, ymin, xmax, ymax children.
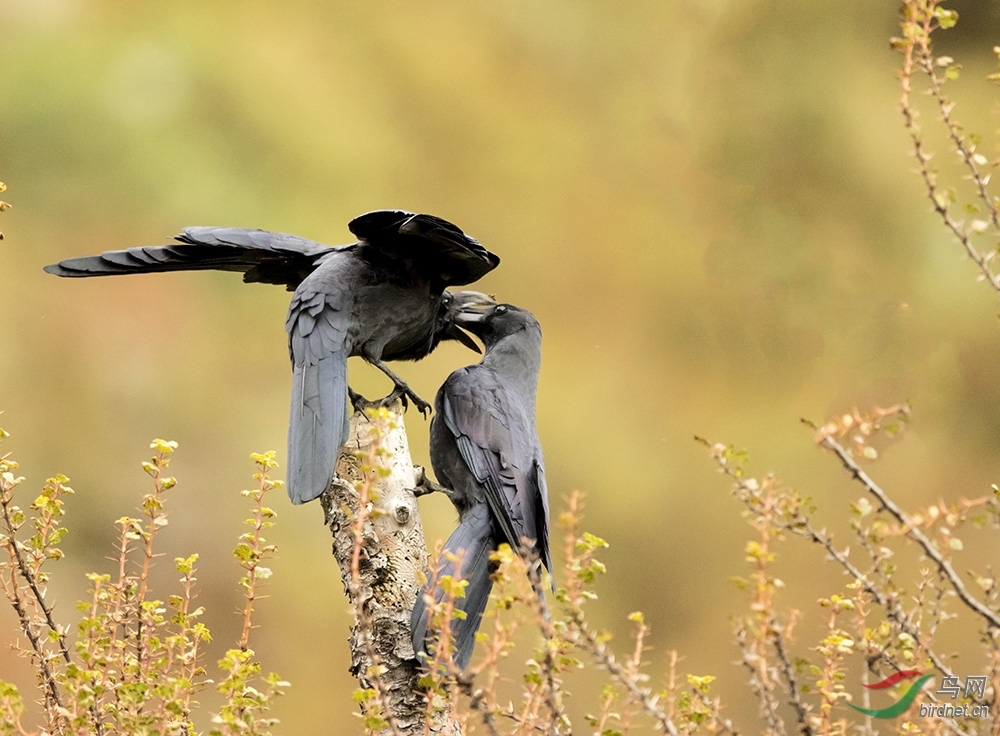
<box><xmin>818</xmin><ymin>433</ymin><xmax>1000</xmax><ymax>630</ymax></box>
<box><xmin>1</xmin><ymin>480</ymin><xmax>71</xmax><ymax>664</ymax></box>
<box><xmin>526</xmin><ymin>560</ymin><xmax>567</xmax><ymax>736</ymax></box>
<box><xmin>567</xmin><ymin>610</ymin><xmax>681</xmax><ymax>736</ymax></box>
<box><xmin>712</xmin><ymin>436</ymin><xmax>997</xmax><ymax>723</ymax></box>
<box><xmin>691</xmin><ymin>688</ymin><xmax>742</xmax><ymax>736</ymax></box>
<box><xmin>898</xmin><ymin>3</ymin><xmax>1000</xmax><ymax>294</ymax></box>
<box><xmin>704</xmin><ymin>440</ymin><xmax>985</xmax><ymax>707</ymax></box>
<box><xmin>0</xmin><ymin>484</ymin><xmax>65</xmax><ymax>713</ymax></box>
<box><xmin>736</xmin><ymin>625</ymin><xmax>784</xmax><ymax>735</ymax></box>
<box><xmin>770</xmin><ymin>620</ymin><xmax>813</xmax><ymax>735</ymax></box>
<box><xmin>453</xmin><ymin>670</ymin><xmax>503</xmax><ymax>736</ymax></box>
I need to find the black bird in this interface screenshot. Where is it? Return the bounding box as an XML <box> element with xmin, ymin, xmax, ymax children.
<box><xmin>411</xmin><ymin>303</ymin><xmax>551</xmax><ymax>669</ymax></box>
<box><xmin>44</xmin><ymin>210</ymin><xmax>499</xmax><ymax>505</ymax></box>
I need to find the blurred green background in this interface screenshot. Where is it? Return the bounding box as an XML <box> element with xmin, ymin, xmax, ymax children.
<box><xmin>3</xmin><ymin>0</ymin><xmax>1000</xmax><ymax>731</ymax></box>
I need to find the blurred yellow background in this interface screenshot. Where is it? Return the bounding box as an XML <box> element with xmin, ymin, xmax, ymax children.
<box><xmin>2</xmin><ymin>0</ymin><xmax>999</xmax><ymax>731</ymax></box>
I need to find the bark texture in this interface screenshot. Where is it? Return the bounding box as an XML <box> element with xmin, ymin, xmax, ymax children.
<box><xmin>322</xmin><ymin>403</ymin><xmax>459</xmax><ymax>735</ymax></box>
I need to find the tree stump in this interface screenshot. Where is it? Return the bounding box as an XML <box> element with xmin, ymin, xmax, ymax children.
<box><xmin>321</xmin><ymin>402</ymin><xmax>459</xmax><ymax>735</ymax></box>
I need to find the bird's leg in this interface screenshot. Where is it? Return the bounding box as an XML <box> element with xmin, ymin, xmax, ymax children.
<box><xmin>371</xmin><ymin>360</ymin><xmax>432</xmax><ymax>416</ymax></box>
<box><xmin>413</xmin><ymin>465</ymin><xmax>450</xmax><ymax>497</ymax></box>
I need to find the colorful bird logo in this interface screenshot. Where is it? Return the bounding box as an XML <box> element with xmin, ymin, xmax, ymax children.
<box><xmin>848</xmin><ymin>670</ymin><xmax>933</xmax><ymax>719</ymax></box>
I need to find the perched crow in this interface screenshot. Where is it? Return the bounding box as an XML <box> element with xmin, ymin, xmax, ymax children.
<box><xmin>411</xmin><ymin>303</ymin><xmax>551</xmax><ymax>669</ymax></box>
<box><xmin>44</xmin><ymin>210</ymin><xmax>499</xmax><ymax>504</ymax></box>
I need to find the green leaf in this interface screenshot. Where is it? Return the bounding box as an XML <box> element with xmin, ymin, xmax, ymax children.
<box><xmin>934</xmin><ymin>7</ymin><xmax>959</xmax><ymax>29</ymax></box>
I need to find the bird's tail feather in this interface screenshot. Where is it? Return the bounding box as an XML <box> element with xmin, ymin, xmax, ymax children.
<box><xmin>411</xmin><ymin>508</ymin><xmax>495</xmax><ymax>670</ymax></box>
<box><xmin>287</xmin><ymin>350</ymin><xmax>349</xmax><ymax>505</ymax></box>
<box><xmin>43</xmin><ymin>228</ymin><xmax>331</xmax><ymax>279</ymax></box>
<box><xmin>43</xmin><ymin>244</ymin><xmax>263</xmax><ymax>277</ymax></box>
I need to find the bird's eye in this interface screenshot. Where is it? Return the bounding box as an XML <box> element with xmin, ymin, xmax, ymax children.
<box><xmin>495</xmin><ymin>305</ymin><xmax>508</xmax><ymax>314</ymax></box>
<box><xmin>442</xmin><ymin>293</ymin><xmax>453</xmax><ymax>304</ymax></box>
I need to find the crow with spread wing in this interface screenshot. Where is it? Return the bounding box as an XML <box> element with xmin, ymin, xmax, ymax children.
<box><xmin>45</xmin><ymin>210</ymin><xmax>498</xmax><ymax>504</ymax></box>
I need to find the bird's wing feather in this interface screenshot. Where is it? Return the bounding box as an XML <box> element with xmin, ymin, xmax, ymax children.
<box><xmin>349</xmin><ymin>210</ymin><xmax>499</xmax><ymax>287</ymax></box>
<box><xmin>284</xmin><ymin>282</ymin><xmax>352</xmax><ymax>504</ymax></box>
<box><xmin>440</xmin><ymin>368</ymin><xmax>542</xmax><ymax>554</ymax></box>
<box><xmin>44</xmin><ymin>227</ymin><xmax>341</xmax><ymax>290</ymax></box>
<box><xmin>533</xmin><ymin>460</ymin><xmax>554</xmax><ymax>588</ymax></box>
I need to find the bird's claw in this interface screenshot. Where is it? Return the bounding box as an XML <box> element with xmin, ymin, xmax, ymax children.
<box><xmin>350</xmin><ymin>374</ymin><xmax>431</xmax><ymax>417</ymax></box>
<box><xmin>413</xmin><ymin>466</ymin><xmax>449</xmax><ymax>497</ymax></box>
<box><xmin>382</xmin><ymin>384</ymin><xmax>432</xmax><ymax>417</ymax></box>
<box><xmin>412</xmin><ymin>393</ymin><xmax>432</xmax><ymax>417</ymax></box>
<box><xmin>348</xmin><ymin>388</ymin><xmax>374</xmax><ymax>414</ymax></box>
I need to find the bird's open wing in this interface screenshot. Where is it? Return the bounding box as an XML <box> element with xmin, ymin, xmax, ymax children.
<box><xmin>349</xmin><ymin>210</ymin><xmax>500</xmax><ymax>287</ymax></box>
<box><xmin>44</xmin><ymin>227</ymin><xmax>341</xmax><ymax>291</ymax></box>
<box><xmin>439</xmin><ymin>367</ymin><xmax>544</xmax><ymax>557</ymax></box>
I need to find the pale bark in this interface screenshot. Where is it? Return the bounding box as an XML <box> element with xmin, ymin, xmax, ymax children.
<box><xmin>321</xmin><ymin>402</ymin><xmax>460</xmax><ymax>735</ymax></box>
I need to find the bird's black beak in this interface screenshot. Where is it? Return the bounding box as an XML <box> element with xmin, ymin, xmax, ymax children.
<box><xmin>453</xmin><ymin>294</ymin><xmax>496</xmax><ymax>343</ymax></box>
<box><xmin>445</xmin><ymin>291</ymin><xmax>495</xmax><ymax>352</ymax></box>
<box><xmin>451</xmin><ymin>325</ymin><xmax>482</xmax><ymax>353</ymax></box>
<box><xmin>450</xmin><ymin>290</ymin><xmax>496</xmax><ymax>311</ymax></box>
